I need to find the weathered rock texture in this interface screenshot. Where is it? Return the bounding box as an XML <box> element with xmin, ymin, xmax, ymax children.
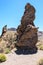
<box><xmin>0</xmin><ymin>25</ymin><xmax>17</xmax><ymax>52</ymax></box>
<box><xmin>1</xmin><ymin>25</ymin><xmax>7</xmax><ymax>36</ymax></box>
<box><xmin>16</xmin><ymin>3</ymin><xmax>38</xmax><ymax>49</ymax></box>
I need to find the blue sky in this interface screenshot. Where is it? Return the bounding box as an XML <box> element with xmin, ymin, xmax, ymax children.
<box><xmin>0</xmin><ymin>0</ymin><xmax>43</xmax><ymax>34</ymax></box>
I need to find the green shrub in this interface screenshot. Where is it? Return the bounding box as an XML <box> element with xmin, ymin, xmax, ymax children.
<box><xmin>38</xmin><ymin>58</ymin><xmax>43</xmax><ymax>65</ymax></box>
<box><xmin>0</xmin><ymin>54</ymin><xmax>6</xmax><ymax>62</ymax></box>
<box><xmin>4</xmin><ymin>48</ymin><xmax>11</xmax><ymax>54</ymax></box>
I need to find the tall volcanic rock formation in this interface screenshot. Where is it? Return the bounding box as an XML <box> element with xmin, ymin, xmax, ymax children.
<box><xmin>16</xmin><ymin>3</ymin><xmax>38</xmax><ymax>49</ymax></box>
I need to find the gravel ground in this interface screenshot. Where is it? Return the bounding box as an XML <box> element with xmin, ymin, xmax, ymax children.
<box><xmin>0</xmin><ymin>50</ymin><xmax>43</xmax><ymax>65</ymax></box>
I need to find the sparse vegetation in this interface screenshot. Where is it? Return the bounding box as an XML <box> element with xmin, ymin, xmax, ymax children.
<box><xmin>4</xmin><ymin>48</ymin><xmax>11</xmax><ymax>54</ymax></box>
<box><xmin>37</xmin><ymin>44</ymin><xmax>43</xmax><ymax>50</ymax></box>
<box><xmin>37</xmin><ymin>58</ymin><xmax>43</xmax><ymax>65</ymax></box>
<box><xmin>0</xmin><ymin>30</ymin><xmax>17</xmax><ymax>53</ymax></box>
<box><xmin>0</xmin><ymin>54</ymin><xmax>6</xmax><ymax>62</ymax></box>
<box><xmin>39</xmin><ymin>45</ymin><xmax>43</xmax><ymax>50</ymax></box>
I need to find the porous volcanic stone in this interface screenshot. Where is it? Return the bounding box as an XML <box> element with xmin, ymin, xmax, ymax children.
<box><xmin>16</xmin><ymin>3</ymin><xmax>38</xmax><ymax>50</ymax></box>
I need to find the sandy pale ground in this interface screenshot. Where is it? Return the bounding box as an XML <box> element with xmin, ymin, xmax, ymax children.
<box><xmin>0</xmin><ymin>50</ymin><xmax>43</xmax><ymax>65</ymax></box>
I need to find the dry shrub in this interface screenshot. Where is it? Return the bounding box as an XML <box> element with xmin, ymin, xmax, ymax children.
<box><xmin>37</xmin><ymin>58</ymin><xmax>43</xmax><ymax>65</ymax></box>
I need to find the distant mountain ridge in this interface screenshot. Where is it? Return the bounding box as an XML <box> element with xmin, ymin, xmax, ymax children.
<box><xmin>8</xmin><ymin>28</ymin><xmax>16</xmax><ymax>31</ymax></box>
<box><xmin>38</xmin><ymin>31</ymin><xmax>43</xmax><ymax>40</ymax></box>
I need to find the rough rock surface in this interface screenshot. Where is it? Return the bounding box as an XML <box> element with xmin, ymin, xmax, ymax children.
<box><xmin>0</xmin><ymin>25</ymin><xmax>17</xmax><ymax>52</ymax></box>
<box><xmin>1</xmin><ymin>25</ymin><xmax>7</xmax><ymax>36</ymax></box>
<box><xmin>16</xmin><ymin>3</ymin><xmax>38</xmax><ymax>49</ymax></box>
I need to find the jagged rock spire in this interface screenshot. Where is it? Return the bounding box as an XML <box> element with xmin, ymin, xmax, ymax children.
<box><xmin>16</xmin><ymin>3</ymin><xmax>38</xmax><ymax>50</ymax></box>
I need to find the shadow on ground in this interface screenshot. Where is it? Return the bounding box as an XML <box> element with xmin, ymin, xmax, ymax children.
<box><xmin>15</xmin><ymin>48</ymin><xmax>37</xmax><ymax>55</ymax></box>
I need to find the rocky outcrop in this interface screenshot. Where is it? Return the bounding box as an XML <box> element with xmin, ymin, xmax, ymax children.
<box><xmin>0</xmin><ymin>25</ymin><xmax>17</xmax><ymax>51</ymax></box>
<box><xmin>16</xmin><ymin>3</ymin><xmax>38</xmax><ymax>49</ymax></box>
<box><xmin>1</xmin><ymin>25</ymin><xmax>7</xmax><ymax>36</ymax></box>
